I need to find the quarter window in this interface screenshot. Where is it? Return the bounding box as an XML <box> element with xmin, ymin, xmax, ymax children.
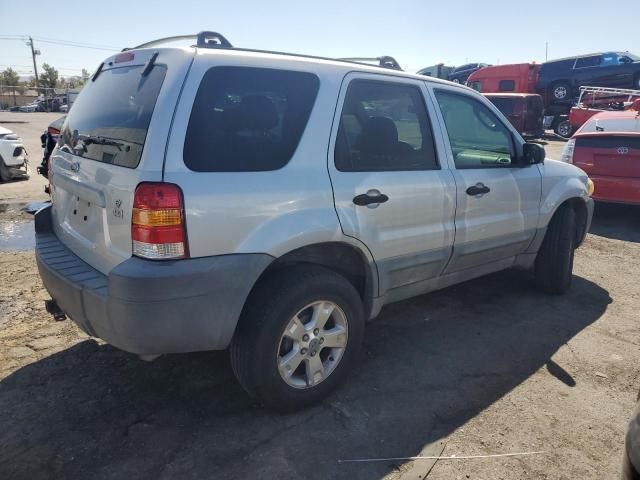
<box><xmin>184</xmin><ymin>67</ymin><xmax>319</xmax><ymax>172</ymax></box>
<box><xmin>335</xmin><ymin>80</ymin><xmax>438</xmax><ymax>171</ymax></box>
<box><xmin>435</xmin><ymin>90</ymin><xmax>514</xmax><ymax>169</ymax></box>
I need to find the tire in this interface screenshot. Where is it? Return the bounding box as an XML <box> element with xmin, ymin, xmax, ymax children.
<box><xmin>0</xmin><ymin>157</ymin><xmax>11</xmax><ymax>182</ymax></box>
<box><xmin>551</xmin><ymin>82</ymin><xmax>571</xmax><ymax>102</ymax></box>
<box><xmin>534</xmin><ymin>205</ymin><xmax>576</xmax><ymax>295</ymax></box>
<box><xmin>555</xmin><ymin>120</ymin><xmax>573</xmax><ymax>138</ymax></box>
<box><xmin>634</xmin><ymin>74</ymin><xmax>640</xmax><ymax>90</ymax></box>
<box><xmin>230</xmin><ymin>265</ymin><xmax>365</xmax><ymax>411</ymax></box>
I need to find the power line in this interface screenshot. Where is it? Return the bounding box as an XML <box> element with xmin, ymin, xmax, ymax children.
<box><xmin>0</xmin><ymin>35</ymin><xmax>119</xmax><ymax>51</ymax></box>
<box><xmin>34</xmin><ymin>36</ymin><xmax>119</xmax><ymax>50</ymax></box>
<box><xmin>33</xmin><ymin>37</ymin><xmax>119</xmax><ymax>52</ymax></box>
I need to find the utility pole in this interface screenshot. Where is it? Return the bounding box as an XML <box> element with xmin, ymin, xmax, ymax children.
<box><xmin>26</xmin><ymin>36</ymin><xmax>40</xmax><ymax>91</ymax></box>
<box><xmin>545</xmin><ymin>42</ymin><xmax>549</xmax><ymax>62</ymax></box>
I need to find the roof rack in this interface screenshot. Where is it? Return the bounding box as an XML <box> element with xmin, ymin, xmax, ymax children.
<box><xmin>578</xmin><ymin>85</ymin><xmax>640</xmax><ymax>97</ymax></box>
<box><xmin>124</xmin><ymin>31</ymin><xmax>404</xmax><ymax>72</ymax></box>
<box><xmin>124</xmin><ymin>31</ymin><xmax>233</xmax><ymax>51</ymax></box>
<box><xmin>337</xmin><ymin>56</ymin><xmax>403</xmax><ymax>71</ymax></box>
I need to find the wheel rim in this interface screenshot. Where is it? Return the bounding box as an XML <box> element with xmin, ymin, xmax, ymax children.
<box><xmin>554</xmin><ymin>86</ymin><xmax>567</xmax><ymax>99</ymax></box>
<box><xmin>277</xmin><ymin>300</ymin><xmax>348</xmax><ymax>389</ymax></box>
<box><xmin>558</xmin><ymin>123</ymin><xmax>571</xmax><ymax>137</ymax></box>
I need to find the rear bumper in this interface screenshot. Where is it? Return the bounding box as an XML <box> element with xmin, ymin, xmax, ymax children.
<box><xmin>35</xmin><ymin>206</ymin><xmax>272</xmax><ymax>355</ymax></box>
<box><xmin>591</xmin><ymin>175</ymin><xmax>640</xmax><ymax>206</ymax></box>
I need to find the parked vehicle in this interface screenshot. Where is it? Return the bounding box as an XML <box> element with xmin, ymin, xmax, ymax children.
<box><xmin>466</xmin><ymin>62</ymin><xmax>579</xmax><ymax>136</ymax></box>
<box><xmin>0</xmin><ymin>126</ymin><xmax>28</xmax><ymax>181</ymax></box>
<box><xmin>537</xmin><ymin>52</ymin><xmax>640</xmax><ymax>105</ymax></box>
<box><xmin>35</xmin><ymin>31</ymin><xmax>594</xmax><ymax>411</ymax></box>
<box><xmin>555</xmin><ymin>86</ymin><xmax>640</xmax><ymax>138</ymax></box>
<box><xmin>448</xmin><ymin>63</ymin><xmax>490</xmax><ymax>84</ymax></box>
<box><xmin>467</xmin><ymin>62</ymin><xmax>540</xmax><ymax>94</ymax></box>
<box><xmin>623</xmin><ymin>392</ymin><xmax>640</xmax><ymax>480</ymax></box>
<box><xmin>18</xmin><ymin>102</ymin><xmax>38</xmax><ymax>113</ymax></box>
<box><xmin>417</xmin><ymin>63</ymin><xmax>455</xmax><ymax>79</ymax></box>
<box><xmin>484</xmin><ymin>93</ymin><xmax>544</xmax><ymax>138</ymax></box>
<box><xmin>561</xmin><ymin>107</ymin><xmax>640</xmax><ymax>204</ymax></box>
<box><xmin>38</xmin><ymin>115</ymin><xmax>66</xmax><ymax>189</ymax></box>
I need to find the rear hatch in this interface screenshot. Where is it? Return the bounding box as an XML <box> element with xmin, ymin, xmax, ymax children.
<box><xmin>49</xmin><ymin>48</ymin><xmax>194</xmax><ymax>274</ymax></box>
<box><xmin>574</xmin><ymin>135</ymin><xmax>640</xmax><ymax>178</ymax></box>
<box><xmin>574</xmin><ymin>134</ymin><xmax>640</xmax><ymax>202</ymax></box>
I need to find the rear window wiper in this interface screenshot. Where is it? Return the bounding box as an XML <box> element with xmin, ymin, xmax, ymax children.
<box><xmin>78</xmin><ymin>134</ymin><xmax>128</xmax><ymax>151</ymax></box>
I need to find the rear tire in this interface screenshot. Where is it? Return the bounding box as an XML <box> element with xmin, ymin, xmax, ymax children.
<box><xmin>534</xmin><ymin>205</ymin><xmax>576</xmax><ymax>295</ymax></box>
<box><xmin>230</xmin><ymin>265</ymin><xmax>365</xmax><ymax>412</ymax></box>
<box><xmin>555</xmin><ymin>120</ymin><xmax>573</xmax><ymax>138</ymax></box>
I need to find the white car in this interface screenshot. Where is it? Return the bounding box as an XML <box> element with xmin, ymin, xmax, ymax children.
<box><xmin>18</xmin><ymin>103</ymin><xmax>38</xmax><ymax>113</ymax></box>
<box><xmin>0</xmin><ymin>126</ymin><xmax>29</xmax><ymax>181</ymax></box>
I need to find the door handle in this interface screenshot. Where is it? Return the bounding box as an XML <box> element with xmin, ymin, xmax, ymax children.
<box><xmin>466</xmin><ymin>183</ymin><xmax>490</xmax><ymax>196</ymax></box>
<box><xmin>353</xmin><ymin>192</ymin><xmax>389</xmax><ymax>206</ymax></box>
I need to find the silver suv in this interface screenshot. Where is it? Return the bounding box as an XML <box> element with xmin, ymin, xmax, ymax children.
<box><xmin>35</xmin><ymin>32</ymin><xmax>594</xmax><ymax>411</ymax></box>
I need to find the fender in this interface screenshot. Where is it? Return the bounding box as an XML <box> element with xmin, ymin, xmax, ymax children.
<box><xmin>526</xmin><ymin>159</ymin><xmax>592</xmax><ymax>254</ymax></box>
<box><xmin>236</xmin><ymin>206</ymin><xmax>380</xmax><ymax>299</ymax></box>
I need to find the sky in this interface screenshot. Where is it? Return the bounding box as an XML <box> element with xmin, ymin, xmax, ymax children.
<box><xmin>1</xmin><ymin>0</ymin><xmax>639</xmax><ymax>79</ymax></box>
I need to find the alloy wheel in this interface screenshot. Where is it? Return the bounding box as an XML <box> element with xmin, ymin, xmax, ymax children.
<box><xmin>277</xmin><ymin>301</ymin><xmax>348</xmax><ymax>389</ymax></box>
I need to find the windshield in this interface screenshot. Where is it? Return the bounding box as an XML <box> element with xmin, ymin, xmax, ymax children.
<box><xmin>60</xmin><ymin>65</ymin><xmax>166</xmax><ymax>168</ymax></box>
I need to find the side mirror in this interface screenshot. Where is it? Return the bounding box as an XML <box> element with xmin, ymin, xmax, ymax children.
<box><xmin>523</xmin><ymin>142</ymin><xmax>545</xmax><ymax>165</ymax></box>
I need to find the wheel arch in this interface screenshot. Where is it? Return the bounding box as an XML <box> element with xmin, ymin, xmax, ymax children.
<box><xmin>245</xmin><ymin>241</ymin><xmax>378</xmax><ymax>320</ymax></box>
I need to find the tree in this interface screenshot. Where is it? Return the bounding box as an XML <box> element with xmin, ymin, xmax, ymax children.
<box><xmin>1</xmin><ymin>68</ymin><xmax>23</xmax><ymax>106</ymax></box>
<box><xmin>39</xmin><ymin>63</ymin><xmax>59</xmax><ymax>90</ymax></box>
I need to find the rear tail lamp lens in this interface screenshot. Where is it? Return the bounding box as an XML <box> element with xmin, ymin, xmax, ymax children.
<box><xmin>560</xmin><ymin>138</ymin><xmax>575</xmax><ymax>164</ymax></box>
<box><xmin>132</xmin><ymin>183</ymin><xmax>188</xmax><ymax>259</ymax></box>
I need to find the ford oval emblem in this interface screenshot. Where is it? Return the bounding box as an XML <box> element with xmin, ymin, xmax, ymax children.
<box><xmin>70</xmin><ymin>161</ymin><xmax>80</xmax><ymax>172</ymax></box>
<box><xmin>617</xmin><ymin>147</ymin><xmax>629</xmax><ymax>155</ymax></box>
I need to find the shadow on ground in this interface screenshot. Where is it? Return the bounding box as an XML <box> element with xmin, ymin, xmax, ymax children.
<box><xmin>590</xmin><ymin>202</ymin><xmax>640</xmax><ymax>243</ymax></box>
<box><xmin>0</xmin><ymin>270</ymin><xmax>611</xmax><ymax>480</ymax></box>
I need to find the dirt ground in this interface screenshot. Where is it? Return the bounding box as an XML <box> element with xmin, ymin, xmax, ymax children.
<box><xmin>0</xmin><ymin>113</ymin><xmax>639</xmax><ymax>480</ymax></box>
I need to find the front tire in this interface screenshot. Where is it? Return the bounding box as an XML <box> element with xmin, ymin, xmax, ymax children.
<box><xmin>230</xmin><ymin>265</ymin><xmax>365</xmax><ymax>412</ymax></box>
<box><xmin>534</xmin><ymin>205</ymin><xmax>576</xmax><ymax>294</ymax></box>
<box><xmin>0</xmin><ymin>157</ymin><xmax>11</xmax><ymax>182</ymax></box>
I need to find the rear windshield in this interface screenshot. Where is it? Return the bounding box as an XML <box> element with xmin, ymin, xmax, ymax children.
<box><xmin>184</xmin><ymin>67</ymin><xmax>319</xmax><ymax>172</ymax></box>
<box><xmin>60</xmin><ymin>65</ymin><xmax>166</xmax><ymax>168</ymax></box>
<box><xmin>488</xmin><ymin>97</ymin><xmax>516</xmax><ymax>116</ymax></box>
<box><xmin>582</xmin><ymin>118</ymin><xmax>640</xmax><ymax>133</ymax></box>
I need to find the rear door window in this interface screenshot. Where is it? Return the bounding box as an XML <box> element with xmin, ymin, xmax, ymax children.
<box><xmin>575</xmin><ymin>56</ymin><xmax>602</xmax><ymax>68</ymax></box>
<box><xmin>184</xmin><ymin>67</ymin><xmax>319</xmax><ymax>172</ymax></box>
<box><xmin>60</xmin><ymin>65</ymin><xmax>167</xmax><ymax>168</ymax></box>
<box><xmin>334</xmin><ymin>80</ymin><xmax>439</xmax><ymax>171</ymax></box>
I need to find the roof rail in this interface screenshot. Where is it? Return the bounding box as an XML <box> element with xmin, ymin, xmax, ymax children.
<box><xmin>124</xmin><ymin>31</ymin><xmax>233</xmax><ymax>51</ymax></box>
<box><xmin>337</xmin><ymin>56</ymin><xmax>403</xmax><ymax>71</ymax></box>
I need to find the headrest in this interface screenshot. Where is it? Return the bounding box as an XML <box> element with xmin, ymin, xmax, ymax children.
<box><xmin>361</xmin><ymin>116</ymin><xmax>398</xmax><ymax>148</ymax></box>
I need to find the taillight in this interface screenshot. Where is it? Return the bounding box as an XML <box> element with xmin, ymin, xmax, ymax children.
<box><xmin>560</xmin><ymin>138</ymin><xmax>575</xmax><ymax>164</ymax></box>
<box><xmin>132</xmin><ymin>183</ymin><xmax>189</xmax><ymax>259</ymax></box>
